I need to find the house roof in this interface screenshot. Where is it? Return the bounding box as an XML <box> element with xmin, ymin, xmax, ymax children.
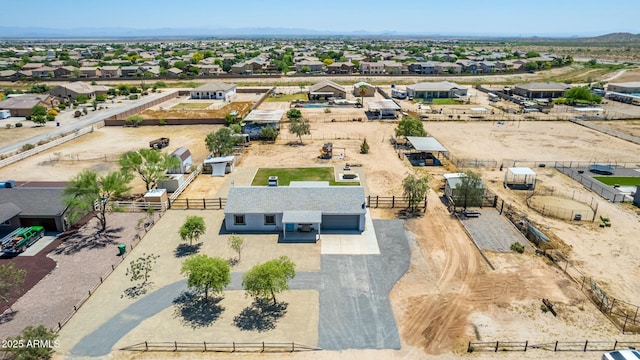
<box><xmin>368</xmin><ymin>99</ymin><xmax>400</xmax><ymax>111</ymax></box>
<box><xmin>406</xmin><ymin>136</ymin><xmax>447</xmax><ymax>152</ymax></box>
<box><xmin>192</xmin><ymin>82</ymin><xmax>237</xmax><ymax>92</ymax></box>
<box><xmin>0</xmin><ymin>70</ymin><xmax>16</xmax><ymax>77</ymax></box>
<box><xmin>408</xmin><ymin>81</ymin><xmax>466</xmax><ymax>92</ymax></box>
<box><xmin>224</xmin><ymin>186</ymin><xmax>366</xmax><ymax>215</ymax></box>
<box><xmin>282</xmin><ymin>210</ymin><xmax>322</xmax><ymax>224</ymax></box>
<box><xmin>507</xmin><ymin>167</ymin><xmax>536</xmax><ymax>176</ymax></box>
<box><xmin>101</xmin><ymin>66</ymin><xmax>121</xmax><ymax>71</ymax></box>
<box><xmin>54</xmin><ymin>81</ymin><xmax>95</xmax><ymax>94</ymax></box>
<box><xmin>0</xmin><ymin>202</ymin><xmax>22</xmax><ymax>223</ymax></box>
<box><xmin>0</xmin><ymin>188</ymin><xmax>67</xmax><ymax>216</ymax></box>
<box><xmin>0</xmin><ymin>94</ymin><xmax>50</xmax><ymax>110</ymax></box>
<box><xmin>309</xmin><ymin>80</ymin><xmax>344</xmax><ymax>93</ymax></box>
<box><xmin>515</xmin><ymin>82</ymin><xmax>571</xmax><ymax>92</ymax></box>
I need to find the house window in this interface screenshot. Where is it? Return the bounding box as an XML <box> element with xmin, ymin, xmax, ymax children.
<box><xmin>264</xmin><ymin>215</ymin><xmax>276</xmax><ymax>225</ymax></box>
<box><xmin>234</xmin><ymin>215</ymin><xmax>246</xmax><ymax>225</ymax></box>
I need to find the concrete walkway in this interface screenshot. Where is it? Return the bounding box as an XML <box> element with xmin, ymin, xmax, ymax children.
<box><xmin>67</xmin><ymin>219</ymin><xmax>408</xmax><ymax>357</ymax></box>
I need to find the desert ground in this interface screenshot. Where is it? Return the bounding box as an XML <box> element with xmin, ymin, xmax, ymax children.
<box><xmin>3</xmin><ymin>86</ymin><xmax>640</xmax><ymax>360</ymax></box>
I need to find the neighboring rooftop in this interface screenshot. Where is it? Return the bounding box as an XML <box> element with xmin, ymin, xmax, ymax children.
<box><xmin>192</xmin><ymin>81</ymin><xmax>237</xmax><ymax>92</ymax></box>
<box><xmin>514</xmin><ymin>82</ymin><xmax>571</xmax><ymax>91</ymax></box>
<box><xmin>407</xmin><ymin>81</ymin><xmax>466</xmax><ymax>92</ymax></box>
<box><xmin>243</xmin><ymin>109</ymin><xmax>285</xmax><ymax>122</ymax></box>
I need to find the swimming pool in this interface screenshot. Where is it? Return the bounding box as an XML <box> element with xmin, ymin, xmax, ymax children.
<box><xmin>303</xmin><ymin>104</ymin><xmax>328</xmax><ymax>108</ymax></box>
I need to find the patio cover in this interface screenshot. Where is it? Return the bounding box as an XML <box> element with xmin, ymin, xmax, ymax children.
<box><xmin>507</xmin><ymin>167</ymin><xmax>536</xmax><ymax>176</ymax></box>
<box><xmin>243</xmin><ymin>109</ymin><xmax>285</xmax><ymax>122</ymax></box>
<box><xmin>282</xmin><ymin>210</ymin><xmax>322</xmax><ymax>224</ymax></box>
<box><xmin>406</xmin><ymin>136</ymin><xmax>447</xmax><ymax>152</ymax></box>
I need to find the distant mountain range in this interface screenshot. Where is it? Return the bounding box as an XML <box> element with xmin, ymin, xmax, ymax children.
<box><xmin>0</xmin><ymin>27</ymin><xmax>639</xmax><ymax>41</ymax></box>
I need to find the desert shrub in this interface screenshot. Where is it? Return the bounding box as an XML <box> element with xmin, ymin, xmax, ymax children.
<box><xmin>57</xmin><ymin>103</ymin><xmax>66</xmax><ymax>110</ymax></box>
<box><xmin>158</xmin><ymin>119</ymin><xmax>167</xmax><ymax>126</ymax></box>
<box><xmin>510</xmin><ymin>242</ymin><xmax>525</xmax><ymax>254</ymax></box>
<box><xmin>15</xmin><ymin>122</ymin><xmax>22</xmax><ymax>128</ymax></box>
<box><xmin>5</xmin><ymin>123</ymin><xmax>11</xmax><ymax>129</ymax></box>
<box><xmin>360</xmin><ymin>137</ymin><xmax>370</xmax><ymax>154</ymax></box>
<box><xmin>129</xmin><ymin>94</ymin><xmax>139</xmax><ymax>100</ymax></box>
<box><xmin>96</xmin><ymin>94</ymin><xmax>106</xmax><ymax>102</ymax></box>
<box><xmin>75</xmin><ymin>95</ymin><xmax>89</xmax><ymax>104</ymax></box>
<box><xmin>46</xmin><ymin>114</ymin><xmax>56</xmax><ymax>121</ymax></box>
<box><xmin>21</xmin><ymin>143</ymin><xmax>35</xmax><ymax>151</ymax></box>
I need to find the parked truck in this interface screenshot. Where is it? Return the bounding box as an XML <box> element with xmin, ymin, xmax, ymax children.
<box><xmin>1</xmin><ymin>226</ymin><xmax>45</xmax><ymax>254</ymax></box>
<box><xmin>0</xmin><ymin>109</ymin><xmax>11</xmax><ymax>119</ymax></box>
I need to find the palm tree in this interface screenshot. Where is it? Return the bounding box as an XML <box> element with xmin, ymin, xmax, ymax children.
<box><xmin>357</xmin><ymin>84</ymin><xmax>368</xmax><ymax>105</ymax></box>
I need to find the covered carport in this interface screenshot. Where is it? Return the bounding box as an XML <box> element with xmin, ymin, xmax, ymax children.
<box><xmin>242</xmin><ymin>109</ymin><xmax>284</xmax><ymax>139</ymax></box>
<box><xmin>367</xmin><ymin>99</ymin><xmax>400</xmax><ymax>119</ymax></box>
<box><xmin>405</xmin><ymin>136</ymin><xmax>447</xmax><ymax>166</ymax></box>
<box><xmin>504</xmin><ymin>167</ymin><xmax>536</xmax><ymax>190</ymax></box>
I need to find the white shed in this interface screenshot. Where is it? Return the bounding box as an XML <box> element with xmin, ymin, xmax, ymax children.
<box><xmin>204</xmin><ymin>155</ymin><xmax>235</xmax><ymax>177</ymax></box>
<box><xmin>504</xmin><ymin>167</ymin><xmax>536</xmax><ymax>190</ymax></box>
<box><xmin>168</xmin><ymin>147</ymin><xmax>192</xmax><ymax>174</ymax></box>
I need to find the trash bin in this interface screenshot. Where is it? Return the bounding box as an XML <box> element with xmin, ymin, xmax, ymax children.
<box><xmin>117</xmin><ymin>244</ymin><xmax>126</xmax><ymax>255</ymax></box>
<box><xmin>56</xmin><ymin>122</ymin><xmax>60</xmax><ymax>127</ymax></box>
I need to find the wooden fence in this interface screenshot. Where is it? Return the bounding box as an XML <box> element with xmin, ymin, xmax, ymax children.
<box><xmin>468</xmin><ymin>340</ymin><xmax>640</xmax><ymax>352</ymax></box>
<box><xmin>120</xmin><ymin>341</ymin><xmax>321</xmax><ymax>353</ymax></box>
<box><xmin>365</xmin><ymin>195</ymin><xmax>428</xmax><ymax>211</ymax></box>
<box><xmin>169</xmin><ymin>197</ymin><xmax>227</xmax><ymax>210</ymax></box>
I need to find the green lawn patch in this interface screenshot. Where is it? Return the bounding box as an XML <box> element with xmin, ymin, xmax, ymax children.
<box><xmin>430</xmin><ymin>98</ymin><xmax>462</xmax><ymax>105</ymax></box>
<box><xmin>264</xmin><ymin>93</ymin><xmax>308</xmax><ymax>102</ymax></box>
<box><xmin>593</xmin><ymin>176</ymin><xmax>640</xmax><ymax>186</ymax></box>
<box><xmin>171</xmin><ymin>102</ymin><xmax>212</xmax><ymax>110</ymax></box>
<box><xmin>252</xmin><ymin>167</ymin><xmax>359</xmax><ymax>186</ymax></box>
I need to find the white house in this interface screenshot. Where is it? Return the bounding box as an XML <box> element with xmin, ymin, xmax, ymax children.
<box><xmin>190</xmin><ymin>82</ymin><xmax>237</xmax><ymax>100</ymax></box>
<box><xmin>224</xmin><ymin>185</ymin><xmax>366</xmax><ymax>241</ymax></box>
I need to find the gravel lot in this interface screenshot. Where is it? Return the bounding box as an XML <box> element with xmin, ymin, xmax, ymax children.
<box><xmin>0</xmin><ymin>212</ymin><xmax>145</xmax><ymax>338</ymax></box>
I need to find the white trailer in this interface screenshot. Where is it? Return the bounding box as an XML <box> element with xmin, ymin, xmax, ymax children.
<box><xmin>0</xmin><ymin>110</ymin><xmax>10</xmax><ymax>119</ymax></box>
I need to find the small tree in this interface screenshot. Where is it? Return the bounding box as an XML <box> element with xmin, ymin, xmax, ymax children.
<box><xmin>357</xmin><ymin>84</ymin><xmax>368</xmax><ymax>105</ymax></box>
<box><xmin>454</xmin><ymin>171</ymin><xmax>485</xmax><ymax>210</ymax></box>
<box><xmin>179</xmin><ymin>215</ymin><xmax>206</xmax><ymax>246</ymax></box>
<box><xmin>181</xmin><ymin>255</ymin><xmax>230</xmax><ymax>302</ymax></box>
<box><xmin>402</xmin><ymin>174</ymin><xmax>429</xmax><ymax>212</ymax></box>
<box><xmin>289</xmin><ymin>117</ymin><xmax>310</xmax><ymax>144</ymax></box>
<box><xmin>286</xmin><ymin>108</ymin><xmax>302</xmax><ymax>120</ymax></box>
<box><xmin>395</xmin><ymin>116</ymin><xmax>426</xmax><ymax>139</ymax></box>
<box><xmin>125</xmin><ymin>253</ymin><xmax>159</xmax><ymax>288</ymax></box>
<box><xmin>125</xmin><ymin>115</ymin><xmax>144</xmax><ymax>127</ymax></box>
<box><xmin>31</xmin><ymin>105</ymin><xmax>47</xmax><ymax>117</ymax></box>
<box><xmin>205</xmin><ymin>127</ymin><xmax>236</xmax><ymax>157</ymax></box>
<box><xmin>6</xmin><ymin>325</ymin><xmax>58</xmax><ymax>359</ymax></box>
<box><xmin>119</xmin><ymin>148</ymin><xmax>180</xmax><ymax>191</ymax></box>
<box><xmin>360</xmin><ymin>137</ymin><xmax>370</xmax><ymax>154</ymax></box>
<box><xmin>63</xmin><ymin>170</ymin><xmax>133</xmax><ymax>232</ymax></box>
<box><xmin>259</xmin><ymin>125</ymin><xmax>279</xmax><ymax>142</ymax></box>
<box><xmin>242</xmin><ymin>256</ymin><xmax>296</xmax><ymax>305</ymax></box>
<box><xmin>227</xmin><ymin>234</ymin><xmax>245</xmax><ymax>261</ymax></box>
<box><xmin>0</xmin><ymin>263</ymin><xmax>26</xmax><ymax>312</ymax></box>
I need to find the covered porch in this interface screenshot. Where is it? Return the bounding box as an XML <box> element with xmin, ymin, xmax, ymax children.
<box><xmin>281</xmin><ymin>210</ymin><xmax>322</xmax><ymax>243</ymax></box>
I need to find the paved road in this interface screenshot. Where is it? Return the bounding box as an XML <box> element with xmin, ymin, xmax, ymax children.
<box><xmin>67</xmin><ymin>219</ymin><xmax>409</xmax><ymax>357</ymax></box>
<box><xmin>0</xmin><ymin>90</ymin><xmax>177</xmax><ymax>156</ymax></box>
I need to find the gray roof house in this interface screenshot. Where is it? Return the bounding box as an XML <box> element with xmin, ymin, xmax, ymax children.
<box><xmin>406</xmin><ymin>81</ymin><xmax>468</xmax><ymax>99</ymax></box>
<box><xmin>512</xmin><ymin>82</ymin><xmax>571</xmax><ymax>99</ymax></box>
<box><xmin>0</xmin><ymin>187</ymin><xmax>69</xmax><ymax>232</ymax></box>
<box><xmin>190</xmin><ymin>82</ymin><xmax>237</xmax><ymax>100</ymax></box>
<box><xmin>224</xmin><ymin>185</ymin><xmax>366</xmax><ymax>242</ymax></box>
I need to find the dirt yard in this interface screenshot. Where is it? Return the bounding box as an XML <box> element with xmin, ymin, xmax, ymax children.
<box><xmin>591</xmin><ymin>119</ymin><xmax>640</xmax><ymax>138</ymax></box>
<box><xmin>141</xmin><ymin>101</ymin><xmax>253</xmax><ymax>119</ymax></box>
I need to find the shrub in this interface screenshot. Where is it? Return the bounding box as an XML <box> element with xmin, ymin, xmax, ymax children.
<box><xmin>15</xmin><ymin>122</ymin><xmax>22</xmax><ymax>128</ymax></box>
<box><xmin>46</xmin><ymin>114</ymin><xmax>55</xmax><ymax>121</ymax></box>
<box><xmin>74</xmin><ymin>110</ymin><xmax>82</xmax><ymax>117</ymax></box>
<box><xmin>158</xmin><ymin>119</ymin><xmax>167</xmax><ymax>126</ymax></box>
<box><xmin>25</xmin><ymin>115</ymin><xmax>31</xmax><ymax>121</ymax></box>
<box><xmin>360</xmin><ymin>137</ymin><xmax>370</xmax><ymax>154</ymax></box>
<box><xmin>129</xmin><ymin>94</ymin><xmax>139</xmax><ymax>100</ymax></box>
<box><xmin>96</xmin><ymin>94</ymin><xmax>106</xmax><ymax>102</ymax></box>
<box><xmin>48</xmin><ymin>109</ymin><xmax>58</xmax><ymax>116</ymax></box>
<box><xmin>5</xmin><ymin>123</ymin><xmax>11</xmax><ymax>129</ymax></box>
<box><xmin>21</xmin><ymin>143</ymin><xmax>35</xmax><ymax>151</ymax></box>
<box><xmin>75</xmin><ymin>95</ymin><xmax>89</xmax><ymax>104</ymax></box>
<box><xmin>154</xmin><ymin>81</ymin><xmax>167</xmax><ymax>88</ymax></box>
<box><xmin>57</xmin><ymin>103</ymin><xmax>66</xmax><ymax>110</ymax></box>
<box><xmin>510</xmin><ymin>242</ymin><xmax>525</xmax><ymax>254</ymax></box>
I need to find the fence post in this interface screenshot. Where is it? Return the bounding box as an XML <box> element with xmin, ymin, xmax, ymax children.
<box><xmin>203</xmin><ymin>341</ymin><xmax>207</xmax><ymax>352</ymax></box>
<box><xmin>203</xmin><ymin>199</ymin><xmax>206</xmax><ymax>209</ymax></box>
<box><xmin>186</xmin><ymin>198</ymin><xmax>189</xmax><ymax>209</ymax></box>
<box><xmin>174</xmin><ymin>341</ymin><xmax>177</xmax><ymax>352</ymax></box>
<box><xmin>495</xmin><ymin>341</ymin><xmax>499</xmax><ymax>352</ymax></box>
<box><xmin>292</xmin><ymin>342</ymin><xmax>295</xmax><ymax>352</ymax></box>
<box><xmin>634</xmin><ymin>306</ymin><xmax>638</xmax><ymax>323</ymax></box>
<box><xmin>145</xmin><ymin>341</ymin><xmax>148</xmax><ymax>351</ymax></box>
<box><xmin>467</xmin><ymin>341</ymin><xmax>472</xmax><ymax>352</ymax></box>
<box><xmin>219</xmin><ymin>198</ymin><xmax>222</xmax><ymax>209</ymax></box>
<box><xmin>392</xmin><ymin>196</ymin><xmax>395</xmax><ymax>208</ymax></box>
<box><xmin>584</xmin><ymin>340</ymin><xmax>588</xmax><ymax>352</ymax></box>
<box><xmin>610</xmin><ymin>299</ymin><xmax>616</xmax><ymax>314</ymax></box>
<box><xmin>376</xmin><ymin>196</ymin><xmax>379</xmax><ymax>208</ymax></box>
<box><xmin>262</xmin><ymin>341</ymin><xmax>265</xmax><ymax>353</ymax></box>
<box><xmin>623</xmin><ymin>314</ymin><xmax>629</xmax><ymax>334</ymax></box>
<box><xmin>613</xmin><ymin>340</ymin><xmax>617</xmax><ymax>350</ymax></box>
<box><xmin>233</xmin><ymin>342</ymin><xmax>235</xmax><ymax>352</ymax></box>
<box><xmin>554</xmin><ymin>341</ymin><xmax>558</xmax><ymax>352</ymax></box>
<box><xmin>58</xmin><ymin>322</ymin><xmax>61</xmax><ymax>330</ymax></box>
<box><xmin>524</xmin><ymin>340</ymin><xmax>528</xmax><ymax>352</ymax></box>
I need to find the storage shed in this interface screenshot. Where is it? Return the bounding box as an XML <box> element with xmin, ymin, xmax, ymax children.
<box><xmin>168</xmin><ymin>147</ymin><xmax>192</xmax><ymax>174</ymax></box>
<box><xmin>204</xmin><ymin>156</ymin><xmax>236</xmax><ymax>177</ymax></box>
<box><xmin>504</xmin><ymin>167</ymin><xmax>536</xmax><ymax>190</ymax></box>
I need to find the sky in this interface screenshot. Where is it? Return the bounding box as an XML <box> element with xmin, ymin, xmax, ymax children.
<box><xmin>2</xmin><ymin>0</ymin><xmax>640</xmax><ymax>37</ymax></box>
